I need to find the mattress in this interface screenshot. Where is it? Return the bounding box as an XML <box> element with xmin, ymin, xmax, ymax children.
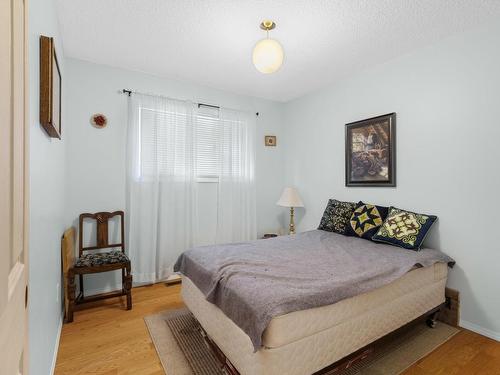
<box><xmin>181</xmin><ymin>262</ymin><xmax>448</xmax><ymax>375</ymax></box>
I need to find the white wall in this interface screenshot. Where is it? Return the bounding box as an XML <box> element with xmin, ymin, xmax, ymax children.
<box><xmin>28</xmin><ymin>0</ymin><xmax>67</xmax><ymax>374</ymax></box>
<box><xmin>283</xmin><ymin>24</ymin><xmax>500</xmax><ymax>340</ymax></box>
<box><xmin>65</xmin><ymin>59</ymin><xmax>285</xmax><ymax>294</ymax></box>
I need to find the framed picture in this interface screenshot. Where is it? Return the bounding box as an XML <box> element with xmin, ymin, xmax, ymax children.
<box><xmin>40</xmin><ymin>35</ymin><xmax>62</xmax><ymax>139</ymax></box>
<box><xmin>265</xmin><ymin>135</ymin><xmax>277</xmax><ymax>146</ymax></box>
<box><xmin>345</xmin><ymin>113</ymin><xmax>396</xmax><ymax>187</ymax></box>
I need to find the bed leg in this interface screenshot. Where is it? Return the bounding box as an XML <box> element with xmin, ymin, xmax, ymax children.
<box><xmin>426</xmin><ymin>310</ymin><xmax>439</xmax><ymax>328</ymax></box>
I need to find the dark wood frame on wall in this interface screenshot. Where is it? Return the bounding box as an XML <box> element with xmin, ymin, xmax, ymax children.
<box><xmin>345</xmin><ymin>113</ymin><xmax>396</xmax><ymax>187</ymax></box>
<box><xmin>40</xmin><ymin>35</ymin><xmax>62</xmax><ymax>139</ymax></box>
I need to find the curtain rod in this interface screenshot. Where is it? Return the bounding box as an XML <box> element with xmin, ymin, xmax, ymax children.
<box><xmin>121</xmin><ymin>89</ymin><xmax>259</xmax><ymax>116</ymax></box>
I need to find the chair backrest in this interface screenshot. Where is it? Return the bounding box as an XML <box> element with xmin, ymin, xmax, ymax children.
<box><xmin>78</xmin><ymin>211</ymin><xmax>125</xmax><ymax>257</ymax></box>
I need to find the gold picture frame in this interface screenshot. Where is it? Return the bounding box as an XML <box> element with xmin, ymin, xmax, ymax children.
<box><xmin>265</xmin><ymin>135</ymin><xmax>276</xmax><ymax>146</ymax></box>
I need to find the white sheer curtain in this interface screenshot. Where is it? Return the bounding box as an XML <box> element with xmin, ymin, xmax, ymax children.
<box><xmin>126</xmin><ymin>93</ymin><xmax>198</xmax><ymax>284</ymax></box>
<box><xmin>126</xmin><ymin>93</ymin><xmax>257</xmax><ymax>284</ymax></box>
<box><xmin>216</xmin><ymin>108</ymin><xmax>257</xmax><ymax>243</ymax></box>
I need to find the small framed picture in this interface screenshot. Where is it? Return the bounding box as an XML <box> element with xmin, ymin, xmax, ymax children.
<box><xmin>345</xmin><ymin>113</ymin><xmax>396</xmax><ymax>187</ymax></box>
<box><xmin>265</xmin><ymin>135</ymin><xmax>277</xmax><ymax>146</ymax></box>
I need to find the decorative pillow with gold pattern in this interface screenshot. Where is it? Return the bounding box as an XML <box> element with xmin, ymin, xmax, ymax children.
<box><xmin>318</xmin><ymin>199</ymin><xmax>357</xmax><ymax>234</ymax></box>
<box><xmin>372</xmin><ymin>207</ymin><xmax>437</xmax><ymax>250</ymax></box>
<box><xmin>345</xmin><ymin>202</ymin><xmax>389</xmax><ymax>240</ymax></box>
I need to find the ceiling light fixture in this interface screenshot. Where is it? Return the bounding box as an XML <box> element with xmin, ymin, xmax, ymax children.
<box><xmin>252</xmin><ymin>20</ymin><xmax>284</xmax><ymax>74</ymax></box>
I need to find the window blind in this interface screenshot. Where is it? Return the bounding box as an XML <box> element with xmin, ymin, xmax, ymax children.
<box><xmin>139</xmin><ymin>104</ymin><xmax>246</xmax><ymax>180</ymax></box>
<box><xmin>196</xmin><ymin>106</ymin><xmax>221</xmax><ymax>178</ymax></box>
<box><xmin>139</xmin><ymin>107</ymin><xmax>189</xmax><ymax>177</ymax></box>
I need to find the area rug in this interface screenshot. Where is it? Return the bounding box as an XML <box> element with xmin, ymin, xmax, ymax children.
<box><xmin>144</xmin><ymin>308</ymin><xmax>459</xmax><ymax>375</ymax></box>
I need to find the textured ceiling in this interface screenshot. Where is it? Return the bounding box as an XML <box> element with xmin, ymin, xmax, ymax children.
<box><xmin>56</xmin><ymin>0</ymin><xmax>500</xmax><ymax>102</ymax></box>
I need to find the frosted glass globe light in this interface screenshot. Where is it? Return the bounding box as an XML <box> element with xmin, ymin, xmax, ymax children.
<box><xmin>252</xmin><ymin>38</ymin><xmax>284</xmax><ymax>74</ymax></box>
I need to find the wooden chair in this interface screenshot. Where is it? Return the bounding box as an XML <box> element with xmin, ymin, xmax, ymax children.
<box><xmin>66</xmin><ymin>211</ymin><xmax>132</xmax><ymax>322</ymax></box>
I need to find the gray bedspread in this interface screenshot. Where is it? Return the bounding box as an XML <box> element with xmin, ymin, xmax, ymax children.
<box><xmin>174</xmin><ymin>230</ymin><xmax>455</xmax><ymax>351</ymax></box>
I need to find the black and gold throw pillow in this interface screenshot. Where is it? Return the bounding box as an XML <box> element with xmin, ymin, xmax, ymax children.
<box><xmin>345</xmin><ymin>202</ymin><xmax>389</xmax><ymax>240</ymax></box>
<box><xmin>372</xmin><ymin>207</ymin><xmax>437</xmax><ymax>250</ymax></box>
<box><xmin>318</xmin><ymin>199</ymin><xmax>357</xmax><ymax>234</ymax></box>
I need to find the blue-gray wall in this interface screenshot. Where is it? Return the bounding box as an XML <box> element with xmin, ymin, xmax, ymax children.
<box><xmin>283</xmin><ymin>23</ymin><xmax>500</xmax><ymax>341</ymax></box>
<box><xmin>28</xmin><ymin>0</ymin><xmax>67</xmax><ymax>374</ymax></box>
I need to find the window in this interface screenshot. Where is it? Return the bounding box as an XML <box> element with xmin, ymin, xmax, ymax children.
<box><xmin>138</xmin><ymin>104</ymin><xmax>249</xmax><ymax>181</ymax></box>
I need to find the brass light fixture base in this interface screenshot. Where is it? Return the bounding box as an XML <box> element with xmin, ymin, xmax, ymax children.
<box><xmin>260</xmin><ymin>20</ymin><xmax>276</xmax><ymax>31</ymax></box>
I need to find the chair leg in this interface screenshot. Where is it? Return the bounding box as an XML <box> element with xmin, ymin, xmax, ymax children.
<box><xmin>123</xmin><ymin>262</ymin><xmax>132</xmax><ymax>310</ymax></box>
<box><xmin>121</xmin><ymin>268</ymin><xmax>125</xmax><ymax>293</ymax></box>
<box><xmin>79</xmin><ymin>274</ymin><xmax>84</xmax><ymax>300</ymax></box>
<box><xmin>67</xmin><ymin>270</ymin><xmax>76</xmax><ymax>323</ymax></box>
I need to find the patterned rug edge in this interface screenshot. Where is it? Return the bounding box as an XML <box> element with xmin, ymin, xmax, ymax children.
<box><xmin>144</xmin><ymin>314</ymin><xmax>170</xmax><ymax>373</ymax></box>
<box><xmin>145</xmin><ymin>308</ymin><xmax>195</xmax><ymax>375</ymax></box>
<box><xmin>386</xmin><ymin>325</ymin><xmax>459</xmax><ymax>375</ymax></box>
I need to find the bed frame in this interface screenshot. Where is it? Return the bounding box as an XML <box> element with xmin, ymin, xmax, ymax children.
<box><xmin>200</xmin><ymin>304</ymin><xmax>443</xmax><ymax>375</ymax></box>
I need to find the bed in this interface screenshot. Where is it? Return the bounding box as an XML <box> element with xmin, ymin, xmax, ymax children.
<box><xmin>175</xmin><ymin>230</ymin><xmax>454</xmax><ymax>375</ymax></box>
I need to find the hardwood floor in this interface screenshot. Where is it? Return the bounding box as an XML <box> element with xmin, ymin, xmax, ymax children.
<box><xmin>55</xmin><ymin>283</ymin><xmax>183</xmax><ymax>375</ymax></box>
<box><xmin>55</xmin><ymin>284</ymin><xmax>500</xmax><ymax>375</ymax></box>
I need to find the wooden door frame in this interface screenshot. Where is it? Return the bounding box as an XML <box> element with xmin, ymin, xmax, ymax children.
<box><xmin>1</xmin><ymin>0</ymin><xmax>31</xmax><ymax>372</ymax></box>
<box><xmin>23</xmin><ymin>0</ymin><xmax>30</xmax><ymax>372</ymax></box>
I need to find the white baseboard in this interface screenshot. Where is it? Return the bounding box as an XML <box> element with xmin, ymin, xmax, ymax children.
<box><xmin>460</xmin><ymin>319</ymin><xmax>500</xmax><ymax>342</ymax></box>
<box><xmin>166</xmin><ymin>274</ymin><xmax>182</xmax><ymax>282</ymax></box>
<box><xmin>83</xmin><ymin>276</ymin><xmax>179</xmax><ymax>296</ymax></box>
<box><xmin>83</xmin><ymin>284</ymin><xmax>122</xmax><ymax>297</ymax></box>
<box><xmin>50</xmin><ymin>312</ymin><xmax>63</xmax><ymax>375</ymax></box>
<box><xmin>83</xmin><ymin>283</ymin><xmax>150</xmax><ymax>296</ymax></box>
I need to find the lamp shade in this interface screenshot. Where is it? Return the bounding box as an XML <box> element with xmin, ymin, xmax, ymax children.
<box><xmin>252</xmin><ymin>38</ymin><xmax>284</xmax><ymax>74</ymax></box>
<box><xmin>276</xmin><ymin>187</ymin><xmax>304</xmax><ymax>208</ymax></box>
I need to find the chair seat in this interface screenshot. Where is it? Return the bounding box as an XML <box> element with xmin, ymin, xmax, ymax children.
<box><xmin>75</xmin><ymin>251</ymin><xmax>129</xmax><ymax>267</ymax></box>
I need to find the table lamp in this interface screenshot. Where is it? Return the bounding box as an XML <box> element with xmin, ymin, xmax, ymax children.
<box><xmin>277</xmin><ymin>187</ymin><xmax>304</xmax><ymax>234</ymax></box>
